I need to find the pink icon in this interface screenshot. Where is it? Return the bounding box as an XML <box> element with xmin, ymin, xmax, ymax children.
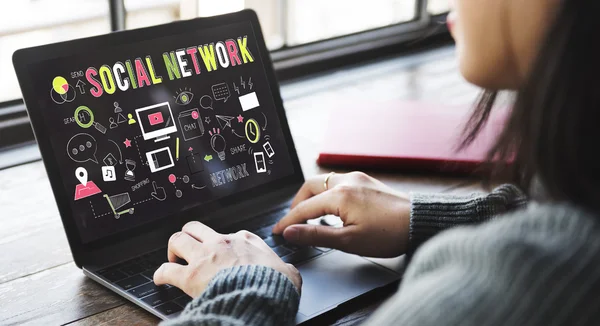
<box><xmin>74</xmin><ymin>181</ymin><xmax>102</xmax><ymax>200</ymax></box>
<box><xmin>148</xmin><ymin>112</ymin><xmax>164</xmax><ymax>126</ymax></box>
<box><xmin>191</xmin><ymin>110</ymin><xmax>199</xmax><ymax>119</ymax></box>
<box><xmin>168</xmin><ymin>174</ymin><xmax>176</xmax><ymax>183</ymax></box>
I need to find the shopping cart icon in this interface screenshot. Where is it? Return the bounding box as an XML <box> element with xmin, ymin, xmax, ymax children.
<box><xmin>103</xmin><ymin>192</ymin><xmax>135</xmax><ymax>219</ymax></box>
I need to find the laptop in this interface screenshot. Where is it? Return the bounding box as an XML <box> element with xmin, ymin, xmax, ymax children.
<box><xmin>12</xmin><ymin>10</ymin><xmax>402</xmax><ymax>324</ymax></box>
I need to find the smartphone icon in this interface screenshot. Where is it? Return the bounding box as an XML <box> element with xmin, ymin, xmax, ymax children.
<box><xmin>263</xmin><ymin>141</ymin><xmax>275</xmax><ymax>158</ymax></box>
<box><xmin>254</xmin><ymin>152</ymin><xmax>266</xmax><ymax>173</ymax></box>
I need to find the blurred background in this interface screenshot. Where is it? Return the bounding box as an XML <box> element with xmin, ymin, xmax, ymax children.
<box><xmin>0</xmin><ymin>0</ymin><xmax>449</xmax><ymax>103</ymax></box>
<box><xmin>0</xmin><ymin>0</ymin><xmax>450</xmax><ymax>169</ymax></box>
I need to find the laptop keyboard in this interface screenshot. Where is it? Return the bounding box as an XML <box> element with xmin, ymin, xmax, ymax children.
<box><xmin>96</xmin><ymin>208</ymin><xmax>331</xmax><ymax>316</ymax></box>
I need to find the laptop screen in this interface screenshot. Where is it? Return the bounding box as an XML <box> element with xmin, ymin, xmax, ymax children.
<box><xmin>26</xmin><ymin>21</ymin><xmax>295</xmax><ymax>243</ymax></box>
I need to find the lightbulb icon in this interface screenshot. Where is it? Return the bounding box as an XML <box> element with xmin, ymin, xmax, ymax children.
<box><xmin>209</xmin><ymin>128</ymin><xmax>226</xmax><ymax>161</ymax></box>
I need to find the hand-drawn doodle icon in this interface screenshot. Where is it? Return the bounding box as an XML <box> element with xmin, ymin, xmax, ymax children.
<box><xmin>67</xmin><ymin>133</ymin><xmax>98</xmax><ymax>164</ymax></box>
<box><xmin>51</xmin><ymin>76</ymin><xmax>76</xmax><ymax>104</ymax></box>
<box><xmin>174</xmin><ymin>88</ymin><xmax>194</xmax><ymax>105</ymax></box>
<box><xmin>254</xmin><ymin>152</ymin><xmax>267</xmax><ymax>173</ymax></box>
<box><xmin>239</xmin><ymin>92</ymin><xmax>259</xmax><ymax>112</ymax></box>
<box><xmin>74</xmin><ymin>167</ymin><xmax>102</xmax><ymax>200</ymax></box>
<box><xmin>150</xmin><ymin>181</ymin><xmax>167</xmax><ymax>201</ymax></box>
<box><xmin>245</xmin><ymin>119</ymin><xmax>261</xmax><ymax>144</ymax></box>
<box><xmin>146</xmin><ymin>147</ymin><xmax>175</xmax><ymax>173</ymax></box>
<box><xmin>233</xmin><ymin>76</ymin><xmax>253</xmax><ymax>95</ymax></box>
<box><xmin>209</xmin><ymin>128</ymin><xmax>226</xmax><ymax>161</ymax></box>
<box><xmin>124</xmin><ymin>159</ymin><xmax>136</xmax><ymax>181</ymax></box>
<box><xmin>74</xmin><ymin>106</ymin><xmax>107</xmax><ymax>134</ymax></box>
<box><xmin>75</xmin><ymin>79</ymin><xmax>86</xmax><ymax>94</ymax></box>
<box><xmin>102</xmin><ymin>166</ymin><xmax>116</xmax><ymax>182</ymax></box>
<box><xmin>263</xmin><ymin>141</ymin><xmax>275</xmax><ymax>158</ymax></box>
<box><xmin>212</xmin><ymin>83</ymin><xmax>230</xmax><ymax>102</ymax></box>
<box><xmin>200</xmin><ymin>95</ymin><xmax>214</xmax><ymax>110</ymax></box>
<box><xmin>128</xmin><ymin>113</ymin><xmax>136</xmax><ymax>125</ymax></box>
<box><xmin>103</xmin><ymin>192</ymin><xmax>134</xmax><ymax>219</ymax></box>
<box><xmin>215</xmin><ymin>115</ymin><xmax>235</xmax><ymax>130</ymax></box>
<box><xmin>187</xmin><ymin>152</ymin><xmax>205</xmax><ymax>174</ymax></box>
<box><xmin>135</xmin><ymin>102</ymin><xmax>177</xmax><ymax>142</ymax></box>
<box><xmin>178</xmin><ymin>108</ymin><xmax>204</xmax><ymax>141</ymax></box>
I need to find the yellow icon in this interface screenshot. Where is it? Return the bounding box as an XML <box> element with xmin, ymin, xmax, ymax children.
<box><xmin>245</xmin><ymin>118</ymin><xmax>260</xmax><ymax>144</ymax></box>
<box><xmin>128</xmin><ymin>113</ymin><xmax>136</xmax><ymax>124</ymax></box>
<box><xmin>52</xmin><ymin>76</ymin><xmax>69</xmax><ymax>95</ymax></box>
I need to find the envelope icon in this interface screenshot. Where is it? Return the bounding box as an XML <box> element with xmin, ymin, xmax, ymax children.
<box><xmin>148</xmin><ymin>112</ymin><xmax>164</xmax><ymax>126</ymax></box>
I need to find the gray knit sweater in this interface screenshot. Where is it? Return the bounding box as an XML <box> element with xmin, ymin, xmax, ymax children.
<box><xmin>163</xmin><ymin>184</ymin><xmax>600</xmax><ymax>325</ymax></box>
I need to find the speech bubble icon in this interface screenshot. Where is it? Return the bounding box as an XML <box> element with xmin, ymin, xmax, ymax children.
<box><xmin>200</xmin><ymin>95</ymin><xmax>214</xmax><ymax>110</ymax></box>
<box><xmin>211</xmin><ymin>83</ymin><xmax>230</xmax><ymax>102</ymax></box>
<box><xmin>67</xmin><ymin>133</ymin><xmax>98</xmax><ymax>164</ymax></box>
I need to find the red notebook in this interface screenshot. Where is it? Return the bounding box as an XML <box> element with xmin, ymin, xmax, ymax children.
<box><xmin>316</xmin><ymin>100</ymin><xmax>508</xmax><ymax>174</ymax></box>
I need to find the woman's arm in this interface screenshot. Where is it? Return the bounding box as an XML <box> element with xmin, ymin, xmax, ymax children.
<box><xmin>274</xmin><ymin>173</ymin><xmax>527</xmax><ymax>258</ymax></box>
<box><xmin>365</xmin><ymin>203</ymin><xmax>600</xmax><ymax>325</ymax></box>
<box><xmin>408</xmin><ymin>183</ymin><xmax>527</xmax><ymax>255</ymax></box>
<box><xmin>161</xmin><ymin>265</ymin><xmax>299</xmax><ymax>326</ymax></box>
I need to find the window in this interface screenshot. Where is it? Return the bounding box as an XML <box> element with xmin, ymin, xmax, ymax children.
<box><xmin>0</xmin><ymin>0</ymin><xmax>111</xmax><ymax>103</ymax></box>
<box><xmin>124</xmin><ymin>0</ymin><xmax>426</xmax><ymax>49</ymax></box>
<box><xmin>1</xmin><ymin>0</ymin><xmax>449</xmax><ymax>153</ymax></box>
<box><xmin>428</xmin><ymin>0</ymin><xmax>450</xmax><ymax>15</ymax></box>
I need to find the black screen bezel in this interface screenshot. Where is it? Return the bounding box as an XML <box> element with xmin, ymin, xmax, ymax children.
<box><xmin>12</xmin><ymin>10</ymin><xmax>304</xmax><ymax>267</ymax></box>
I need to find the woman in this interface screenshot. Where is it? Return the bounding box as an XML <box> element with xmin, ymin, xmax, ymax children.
<box><xmin>154</xmin><ymin>0</ymin><xmax>600</xmax><ymax>324</ymax></box>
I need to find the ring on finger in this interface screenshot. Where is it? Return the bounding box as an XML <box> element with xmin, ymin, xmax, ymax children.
<box><xmin>324</xmin><ymin>172</ymin><xmax>335</xmax><ymax>191</ymax></box>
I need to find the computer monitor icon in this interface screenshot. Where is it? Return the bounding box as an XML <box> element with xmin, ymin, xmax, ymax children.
<box><xmin>135</xmin><ymin>102</ymin><xmax>177</xmax><ymax>142</ymax></box>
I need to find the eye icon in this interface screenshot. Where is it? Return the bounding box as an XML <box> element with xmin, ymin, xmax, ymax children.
<box><xmin>174</xmin><ymin>88</ymin><xmax>194</xmax><ymax>105</ymax></box>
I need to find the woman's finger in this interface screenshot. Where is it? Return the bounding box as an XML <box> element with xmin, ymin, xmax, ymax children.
<box><xmin>273</xmin><ymin>190</ymin><xmax>342</xmax><ymax>234</ymax></box>
<box><xmin>282</xmin><ymin>224</ymin><xmax>354</xmax><ymax>250</ymax></box>
<box><xmin>153</xmin><ymin>262</ymin><xmax>187</xmax><ymax>288</ymax></box>
<box><xmin>182</xmin><ymin>221</ymin><xmax>219</xmax><ymax>243</ymax></box>
<box><xmin>167</xmin><ymin>231</ymin><xmax>202</xmax><ymax>263</ymax></box>
<box><xmin>290</xmin><ymin>173</ymin><xmax>341</xmax><ymax>208</ymax></box>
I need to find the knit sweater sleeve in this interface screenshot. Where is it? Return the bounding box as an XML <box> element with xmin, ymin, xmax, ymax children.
<box><xmin>408</xmin><ymin>183</ymin><xmax>527</xmax><ymax>254</ymax></box>
<box><xmin>161</xmin><ymin>265</ymin><xmax>299</xmax><ymax>326</ymax></box>
<box><xmin>364</xmin><ymin>203</ymin><xmax>600</xmax><ymax>325</ymax></box>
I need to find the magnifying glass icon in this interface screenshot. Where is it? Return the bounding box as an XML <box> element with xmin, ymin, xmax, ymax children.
<box><xmin>74</xmin><ymin>106</ymin><xmax>107</xmax><ymax>134</ymax></box>
<box><xmin>200</xmin><ymin>95</ymin><xmax>214</xmax><ymax>110</ymax></box>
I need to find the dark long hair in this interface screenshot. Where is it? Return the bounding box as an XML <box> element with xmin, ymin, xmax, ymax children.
<box><xmin>461</xmin><ymin>1</ymin><xmax>600</xmax><ymax>211</ymax></box>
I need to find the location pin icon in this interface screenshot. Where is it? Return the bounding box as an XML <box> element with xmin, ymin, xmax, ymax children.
<box><xmin>75</xmin><ymin>167</ymin><xmax>88</xmax><ymax>186</ymax></box>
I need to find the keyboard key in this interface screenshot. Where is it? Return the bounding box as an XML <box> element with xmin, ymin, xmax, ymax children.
<box><xmin>128</xmin><ymin>282</ymin><xmax>166</xmax><ymax>298</ymax></box>
<box><xmin>142</xmin><ymin>269</ymin><xmax>157</xmax><ymax>280</ymax></box>
<box><xmin>99</xmin><ymin>269</ymin><xmax>127</xmax><ymax>282</ymax></box>
<box><xmin>252</xmin><ymin>226</ymin><xmax>274</xmax><ymax>239</ymax></box>
<box><xmin>142</xmin><ymin>287</ymin><xmax>184</xmax><ymax>307</ymax></box>
<box><xmin>282</xmin><ymin>248</ymin><xmax>322</xmax><ymax>265</ymax></box>
<box><xmin>174</xmin><ymin>295</ymin><xmax>193</xmax><ymax>307</ymax></box>
<box><xmin>146</xmin><ymin>250</ymin><xmax>167</xmax><ymax>265</ymax></box>
<box><xmin>120</xmin><ymin>262</ymin><xmax>145</xmax><ymax>276</ymax></box>
<box><xmin>283</xmin><ymin>244</ymin><xmax>303</xmax><ymax>252</ymax></box>
<box><xmin>155</xmin><ymin>301</ymin><xmax>183</xmax><ymax>315</ymax></box>
<box><xmin>272</xmin><ymin>246</ymin><xmax>292</xmax><ymax>257</ymax></box>
<box><xmin>137</xmin><ymin>260</ymin><xmax>157</xmax><ymax>271</ymax></box>
<box><xmin>116</xmin><ymin>274</ymin><xmax>150</xmax><ymax>290</ymax></box>
<box><xmin>264</xmin><ymin>235</ymin><xmax>286</xmax><ymax>247</ymax></box>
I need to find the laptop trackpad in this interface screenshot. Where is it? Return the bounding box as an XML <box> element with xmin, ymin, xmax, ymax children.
<box><xmin>296</xmin><ymin>250</ymin><xmax>400</xmax><ymax>318</ymax></box>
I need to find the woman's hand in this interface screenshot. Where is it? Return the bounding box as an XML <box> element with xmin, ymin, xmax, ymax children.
<box><xmin>272</xmin><ymin>172</ymin><xmax>411</xmax><ymax>258</ymax></box>
<box><xmin>154</xmin><ymin>221</ymin><xmax>302</xmax><ymax>298</ymax></box>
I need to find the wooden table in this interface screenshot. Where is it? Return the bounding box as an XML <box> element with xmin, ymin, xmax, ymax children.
<box><xmin>0</xmin><ymin>45</ymin><xmax>485</xmax><ymax>325</ymax></box>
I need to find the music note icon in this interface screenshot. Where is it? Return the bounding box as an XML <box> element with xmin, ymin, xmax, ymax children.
<box><xmin>102</xmin><ymin>166</ymin><xmax>116</xmax><ymax>182</ymax></box>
